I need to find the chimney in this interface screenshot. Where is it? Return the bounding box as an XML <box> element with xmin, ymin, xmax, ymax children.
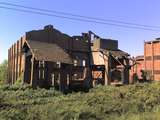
<box><xmin>44</xmin><ymin>25</ymin><xmax>54</xmax><ymax>30</ymax></box>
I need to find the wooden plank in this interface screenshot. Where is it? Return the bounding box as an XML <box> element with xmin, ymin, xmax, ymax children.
<box><xmin>11</xmin><ymin>45</ymin><xmax>14</xmax><ymax>84</ymax></box>
<box><xmin>102</xmin><ymin>53</ymin><xmax>110</xmax><ymax>85</ymax></box>
<box><xmin>9</xmin><ymin>48</ymin><xmax>12</xmax><ymax>84</ymax></box>
<box><xmin>30</xmin><ymin>56</ymin><xmax>34</xmax><ymax>86</ymax></box>
<box><xmin>15</xmin><ymin>42</ymin><xmax>17</xmax><ymax>81</ymax></box>
<box><xmin>19</xmin><ymin>38</ymin><xmax>22</xmax><ymax>76</ymax></box>
<box><xmin>21</xmin><ymin>38</ymin><xmax>25</xmax><ymax>75</ymax></box>
<box><xmin>21</xmin><ymin>37</ymin><xmax>25</xmax><ymax>83</ymax></box>
<box><xmin>23</xmin><ymin>52</ymin><xmax>26</xmax><ymax>84</ymax></box>
<box><xmin>14</xmin><ymin>43</ymin><xmax>16</xmax><ymax>82</ymax></box>
<box><xmin>13</xmin><ymin>43</ymin><xmax>16</xmax><ymax>84</ymax></box>
<box><xmin>8</xmin><ymin>48</ymin><xmax>11</xmax><ymax>84</ymax></box>
<box><xmin>16</xmin><ymin>41</ymin><xmax>19</xmax><ymax>80</ymax></box>
<box><xmin>15</xmin><ymin>41</ymin><xmax>19</xmax><ymax>81</ymax></box>
<box><xmin>11</xmin><ymin>46</ymin><xmax>13</xmax><ymax>84</ymax></box>
<box><xmin>32</xmin><ymin>60</ymin><xmax>39</xmax><ymax>87</ymax></box>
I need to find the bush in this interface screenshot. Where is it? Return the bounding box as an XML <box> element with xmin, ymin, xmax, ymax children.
<box><xmin>1</xmin><ymin>83</ymin><xmax>160</xmax><ymax>120</ymax></box>
<box><xmin>0</xmin><ymin>60</ymin><xmax>8</xmax><ymax>85</ymax></box>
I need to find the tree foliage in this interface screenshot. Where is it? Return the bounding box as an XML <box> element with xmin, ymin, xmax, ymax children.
<box><xmin>0</xmin><ymin>60</ymin><xmax>8</xmax><ymax>85</ymax></box>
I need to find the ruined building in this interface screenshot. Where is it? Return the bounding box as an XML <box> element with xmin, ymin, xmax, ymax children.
<box><xmin>144</xmin><ymin>39</ymin><xmax>160</xmax><ymax>80</ymax></box>
<box><xmin>130</xmin><ymin>56</ymin><xmax>144</xmax><ymax>82</ymax></box>
<box><xmin>8</xmin><ymin>25</ymin><xmax>130</xmax><ymax>91</ymax></box>
<box><xmin>92</xmin><ymin>38</ymin><xmax>130</xmax><ymax>85</ymax></box>
<box><xmin>131</xmin><ymin>38</ymin><xmax>160</xmax><ymax>82</ymax></box>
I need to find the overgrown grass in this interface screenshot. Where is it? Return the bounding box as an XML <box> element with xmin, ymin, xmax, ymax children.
<box><xmin>1</xmin><ymin>83</ymin><xmax>160</xmax><ymax>120</ymax></box>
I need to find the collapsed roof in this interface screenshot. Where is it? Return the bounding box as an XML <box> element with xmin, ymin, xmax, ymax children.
<box><xmin>93</xmin><ymin>38</ymin><xmax>130</xmax><ymax>58</ymax></box>
<box><xmin>24</xmin><ymin>40</ymin><xmax>72</xmax><ymax>64</ymax></box>
<box><xmin>100</xmin><ymin>49</ymin><xmax>129</xmax><ymax>58</ymax></box>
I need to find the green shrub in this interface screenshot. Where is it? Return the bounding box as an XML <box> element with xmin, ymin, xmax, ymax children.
<box><xmin>0</xmin><ymin>60</ymin><xmax>8</xmax><ymax>85</ymax></box>
<box><xmin>1</xmin><ymin>83</ymin><xmax>160</xmax><ymax>120</ymax></box>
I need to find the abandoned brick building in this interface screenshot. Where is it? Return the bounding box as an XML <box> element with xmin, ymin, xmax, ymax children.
<box><xmin>131</xmin><ymin>38</ymin><xmax>160</xmax><ymax>82</ymax></box>
<box><xmin>144</xmin><ymin>39</ymin><xmax>160</xmax><ymax>81</ymax></box>
<box><xmin>92</xmin><ymin>38</ymin><xmax>130</xmax><ymax>85</ymax></box>
<box><xmin>8</xmin><ymin>25</ymin><xmax>131</xmax><ymax>91</ymax></box>
<box><xmin>130</xmin><ymin>56</ymin><xmax>144</xmax><ymax>83</ymax></box>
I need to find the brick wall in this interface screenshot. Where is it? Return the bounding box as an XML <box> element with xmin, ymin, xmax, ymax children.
<box><xmin>8</xmin><ymin>37</ymin><xmax>25</xmax><ymax>84</ymax></box>
<box><xmin>144</xmin><ymin>40</ymin><xmax>160</xmax><ymax>81</ymax></box>
<box><xmin>130</xmin><ymin>56</ymin><xmax>144</xmax><ymax>83</ymax></box>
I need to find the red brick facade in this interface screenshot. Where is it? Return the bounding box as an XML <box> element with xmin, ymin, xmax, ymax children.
<box><xmin>131</xmin><ymin>39</ymin><xmax>160</xmax><ymax>82</ymax></box>
<box><xmin>130</xmin><ymin>56</ymin><xmax>144</xmax><ymax>83</ymax></box>
<box><xmin>144</xmin><ymin>40</ymin><xmax>160</xmax><ymax>81</ymax></box>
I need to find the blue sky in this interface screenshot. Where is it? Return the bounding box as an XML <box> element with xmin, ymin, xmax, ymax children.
<box><xmin>0</xmin><ymin>0</ymin><xmax>160</xmax><ymax>63</ymax></box>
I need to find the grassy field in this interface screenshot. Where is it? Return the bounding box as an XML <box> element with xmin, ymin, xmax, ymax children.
<box><xmin>1</xmin><ymin>83</ymin><xmax>160</xmax><ymax>120</ymax></box>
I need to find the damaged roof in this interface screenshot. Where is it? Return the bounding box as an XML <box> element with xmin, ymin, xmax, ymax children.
<box><xmin>25</xmin><ymin>40</ymin><xmax>72</xmax><ymax>64</ymax></box>
<box><xmin>109</xmin><ymin>49</ymin><xmax>130</xmax><ymax>58</ymax></box>
<box><xmin>136</xmin><ymin>55</ymin><xmax>144</xmax><ymax>61</ymax></box>
<box><xmin>100</xmin><ymin>49</ymin><xmax>130</xmax><ymax>58</ymax></box>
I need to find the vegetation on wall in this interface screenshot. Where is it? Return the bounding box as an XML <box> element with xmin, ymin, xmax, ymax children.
<box><xmin>1</xmin><ymin>83</ymin><xmax>160</xmax><ymax>120</ymax></box>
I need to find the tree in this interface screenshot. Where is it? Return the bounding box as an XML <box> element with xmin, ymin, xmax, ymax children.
<box><xmin>0</xmin><ymin>60</ymin><xmax>8</xmax><ymax>85</ymax></box>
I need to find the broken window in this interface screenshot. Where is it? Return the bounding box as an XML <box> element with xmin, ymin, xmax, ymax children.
<box><xmin>73</xmin><ymin>74</ymin><xmax>78</xmax><ymax>79</ymax></box>
<box><xmin>51</xmin><ymin>74</ymin><xmax>55</xmax><ymax>86</ymax></box>
<box><xmin>74</xmin><ymin>60</ymin><xmax>78</xmax><ymax>66</ymax></box>
<box><xmin>67</xmin><ymin>74</ymin><xmax>70</xmax><ymax>85</ymax></box>
<box><xmin>56</xmin><ymin>62</ymin><xmax>61</xmax><ymax>68</ymax></box>
<box><xmin>38</xmin><ymin>60</ymin><xmax>45</xmax><ymax>80</ymax></box>
<box><xmin>51</xmin><ymin>73</ymin><xmax>60</xmax><ymax>86</ymax></box>
<box><xmin>74</xmin><ymin>59</ymin><xmax>86</xmax><ymax>67</ymax></box>
<box><xmin>82</xmin><ymin>60</ymin><xmax>86</xmax><ymax>67</ymax></box>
